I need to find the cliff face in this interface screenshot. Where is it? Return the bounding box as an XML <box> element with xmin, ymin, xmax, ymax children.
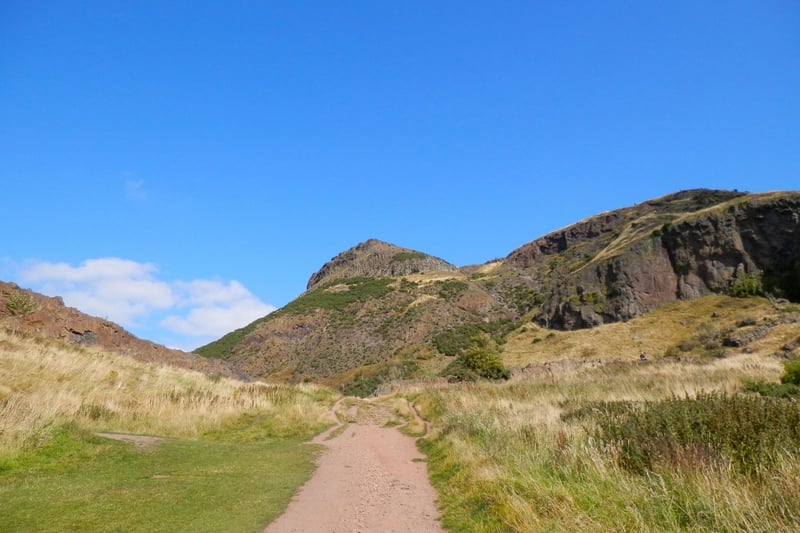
<box><xmin>196</xmin><ymin>189</ymin><xmax>800</xmax><ymax>388</ymax></box>
<box><xmin>523</xmin><ymin>192</ymin><xmax>800</xmax><ymax>329</ymax></box>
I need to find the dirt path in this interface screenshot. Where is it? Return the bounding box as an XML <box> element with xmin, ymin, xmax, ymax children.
<box><xmin>265</xmin><ymin>398</ymin><xmax>444</xmax><ymax>533</ymax></box>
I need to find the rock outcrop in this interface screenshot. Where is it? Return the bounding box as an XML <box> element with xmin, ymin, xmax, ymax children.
<box><xmin>0</xmin><ymin>281</ymin><xmax>249</xmax><ymax>380</ymax></box>
<box><xmin>307</xmin><ymin>239</ymin><xmax>459</xmax><ymax>291</ymax></box>
<box><xmin>507</xmin><ymin>191</ymin><xmax>800</xmax><ymax>329</ymax></box>
<box><xmin>196</xmin><ymin>189</ymin><xmax>800</xmax><ymax>388</ymax></box>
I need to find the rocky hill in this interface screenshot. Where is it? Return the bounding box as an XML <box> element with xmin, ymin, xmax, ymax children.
<box><xmin>196</xmin><ymin>189</ymin><xmax>800</xmax><ymax>391</ymax></box>
<box><xmin>0</xmin><ymin>281</ymin><xmax>248</xmax><ymax>380</ymax></box>
<box><xmin>306</xmin><ymin>239</ymin><xmax>459</xmax><ymax>290</ymax></box>
<box><xmin>501</xmin><ymin>190</ymin><xmax>800</xmax><ymax>329</ymax></box>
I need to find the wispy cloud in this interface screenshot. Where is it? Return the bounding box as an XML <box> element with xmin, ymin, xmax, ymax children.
<box><xmin>18</xmin><ymin>258</ymin><xmax>274</xmax><ymax>350</ymax></box>
<box><xmin>162</xmin><ymin>280</ymin><xmax>275</xmax><ymax>337</ymax></box>
<box><xmin>125</xmin><ymin>179</ymin><xmax>147</xmax><ymax>201</ymax></box>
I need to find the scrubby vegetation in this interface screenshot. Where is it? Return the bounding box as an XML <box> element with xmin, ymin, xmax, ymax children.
<box><xmin>392</xmin><ymin>251</ymin><xmax>426</xmax><ymax>262</ymax></box>
<box><xmin>440</xmin><ymin>337</ymin><xmax>510</xmax><ymax>382</ymax></box>
<box><xmin>279</xmin><ymin>277</ymin><xmax>395</xmax><ymax>315</ymax></box>
<box><xmin>4</xmin><ymin>290</ymin><xmax>36</xmax><ymax>317</ymax></box>
<box><xmin>194</xmin><ymin>315</ymin><xmax>269</xmax><ymax>359</ymax></box>
<box><xmin>731</xmin><ymin>271</ymin><xmax>763</xmax><ymax>298</ymax></box>
<box><xmin>591</xmin><ymin>392</ymin><xmax>800</xmax><ymax>475</ymax></box>
<box><xmin>415</xmin><ymin>353</ymin><xmax>799</xmax><ymax>531</ymax></box>
<box><xmin>744</xmin><ymin>359</ymin><xmax>800</xmax><ymax>398</ymax></box>
<box><xmin>433</xmin><ymin>319</ymin><xmax>516</xmax><ymax>356</ymax></box>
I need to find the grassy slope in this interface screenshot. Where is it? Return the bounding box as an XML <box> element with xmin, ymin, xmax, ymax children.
<box><xmin>405</xmin><ymin>295</ymin><xmax>800</xmax><ymax>532</ymax></box>
<box><xmin>0</xmin><ymin>328</ymin><xmax>337</xmax><ymax>531</ymax></box>
<box><xmin>503</xmin><ymin>295</ymin><xmax>800</xmax><ymax>366</ymax></box>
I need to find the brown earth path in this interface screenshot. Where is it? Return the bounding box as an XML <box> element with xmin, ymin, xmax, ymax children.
<box><xmin>265</xmin><ymin>398</ymin><xmax>444</xmax><ymax>533</ymax></box>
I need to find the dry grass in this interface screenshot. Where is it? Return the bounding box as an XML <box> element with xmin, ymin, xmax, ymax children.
<box><xmin>0</xmin><ymin>328</ymin><xmax>336</xmax><ymax>456</ymax></box>
<box><xmin>504</xmin><ymin>295</ymin><xmax>799</xmax><ymax>366</ymax></box>
<box><xmin>416</xmin><ymin>352</ymin><xmax>799</xmax><ymax>531</ymax></box>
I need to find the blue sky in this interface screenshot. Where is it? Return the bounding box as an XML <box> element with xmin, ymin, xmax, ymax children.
<box><xmin>2</xmin><ymin>1</ymin><xmax>798</xmax><ymax>350</ymax></box>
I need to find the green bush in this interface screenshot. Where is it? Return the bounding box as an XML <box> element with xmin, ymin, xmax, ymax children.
<box><xmin>392</xmin><ymin>252</ymin><xmax>426</xmax><ymax>262</ymax></box>
<box><xmin>434</xmin><ymin>324</ymin><xmax>482</xmax><ymax>356</ymax></box>
<box><xmin>5</xmin><ymin>290</ymin><xmax>37</xmax><ymax>317</ymax></box>
<box><xmin>731</xmin><ymin>271</ymin><xmax>763</xmax><ymax>298</ymax></box>
<box><xmin>279</xmin><ymin>277</ymin><xmax>394</xmax><ymax>315</ymax></box>
<box><xmin>593</xmin><ymin>392</ymin><xmax>800</xmax><ymax>475</ymax></box>
<box><xmin>743</xmin><ymin>380</ymin><xmax>800</xmax><ymax>399</ymax></box>
<box><xmin>436</xmin><ymin>280</ymin><xmax>469</xmax><ymax>300</ymax></box>
<box><xmin>440</xmin><ymin>337</ymin><xmax>510</xmax><ymax>382</ymax></box>
<box><xmin>781</xmin><ymin>359</ymin><xmax>800</xmax><ymax>386</ymax></box>
<box><xmin>341</xmin><ymin>360</ymin><xmax>419</xmax><ymax>397</ymax></box>
<box><xmin>433</xmin><ymin>319</ymin><xmax>517</xmax><ymax>356</ymax></box>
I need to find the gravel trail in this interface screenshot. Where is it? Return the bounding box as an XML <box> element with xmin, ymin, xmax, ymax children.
<box><xmin>265</xmin><ymin>399</ymin><xmax>444</xmax><ymax>533</ymax></box>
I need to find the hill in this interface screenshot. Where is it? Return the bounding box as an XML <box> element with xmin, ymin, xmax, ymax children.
<box><xmin>196</xmin><ymin>189</ymin><xmax>800</xmax><ymax>391</ymax></box>
<box><xmin>0</xmin><ymin>281</ymin><xmax>246</xmax><ymax>380</ymax></box>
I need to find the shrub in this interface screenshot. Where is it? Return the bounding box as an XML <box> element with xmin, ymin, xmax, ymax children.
<box><xmin>743</xmin><ymin>380</ymin><xmax>800</xmax><ymax>399</ymax></box>
<box><xmin>436</xmin><ymin>280</ymin><xmax>468</xmax><ymax>300</ymax></box>
<box><xmin>433</xmin><ymin>319</ymin><xmax>517</xmax><ymax>356</ymax></box>
<box><xmin>440</xmin><ymin>337</ymin><xmax>510</xmax><ymax>382</ymax></box>
<box><xmin>341</xmin><ymin>360</ymin><xmax>419</xmax><ymax>397</ymax></box>
<box><xmin>280</xmin><ymin>277</ymin><xmax>394</xmax><ymax>315</ymax></box>
<box><xmin>392</xmin><ymin>252</ymin><xmax>426</xmax><ymax>262</ymax></box>
<box><xmin>781</xmin><ymin>360</ymin><xmax>800</xmax><ymax>386</ymax></box>
<box><xmin>593</xmin><ymin>392</ymin><xmax>800</xmax><ymax>475</ymax></box>
<box><xmin>731</xmin><ymin>271</ymin><xmax>763</xmax><ymax>298</ymax></box>
<box><xmin>5</xmin><ymin>290</ymin><xmax>37</xmax><ymax>317</ymax></box>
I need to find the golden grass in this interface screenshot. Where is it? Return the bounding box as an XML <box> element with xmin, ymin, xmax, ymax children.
<box><xmin>0</xmin><ymin>329</ymin><xmax>336</xmax><ymax>455</ymax></box>
<box><xmin>503</xmin><ymin>295</ymin><xmax>799</xmax><ymax>366</ymax></box>
<box><xmin>415</xmin><ymin>351</ymin><xmax>799</xmax><ymax>531</ymax></box>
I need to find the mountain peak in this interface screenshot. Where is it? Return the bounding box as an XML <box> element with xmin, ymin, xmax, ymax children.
<box><xmin>306</xmin><ymin>239</ymin><xmax>459</xmax><ymax>290</ymax></box>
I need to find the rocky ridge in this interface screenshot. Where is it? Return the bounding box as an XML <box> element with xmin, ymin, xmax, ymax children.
<box><xmin>0</xmin><ymin>281</ymin><xmax>248</xmax><ymax>380</ymax></box>
<box><xmin>182</xmin><ymin>189</ymin><xmax>800</xmax><ymax>388</ymax></box>
<box><xmin>306</xmin><ymin>239</ymin><xmax>459</xmax><ymax>291</ymax></box>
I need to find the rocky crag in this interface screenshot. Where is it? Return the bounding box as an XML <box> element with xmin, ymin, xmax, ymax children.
<box><xmin>198</xmin><ymin>189</ymin><xmax>800</xmax><ymax>388</ymax></box>
<box><xmin>0</xmin><ymin>281</ymin><xmax>248</xmax><ymax>380</ymax></box>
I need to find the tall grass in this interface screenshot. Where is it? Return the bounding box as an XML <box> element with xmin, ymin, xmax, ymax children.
<box><xmin>0</xmin><ymin>329</ymin><xmax>335</xmax><ymax>456</ymax></box>
<box><xmin>414</xmin><ymin>354</ymin><xmax>800</xmax><ymax>531</ymax></box>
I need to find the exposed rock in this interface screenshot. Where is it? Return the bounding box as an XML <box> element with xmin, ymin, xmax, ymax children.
<box><xmin>501</xmin><ymin>190</ymin><xmax>800</xmax><ymax>329</ymax></box>
<box><xmin>197</xmin><ymin>188</ymin><xmax>800</xmax><ymax>386</ymax></box>
<box><xmin>307</xmin><ymin>239</ymin><xmax>459</xmax><ymax>291</ymax></box>
<box><xmin>0</xmin><ymin>281</ymin><xmax>249</xmax><ymax>380</ymax></box>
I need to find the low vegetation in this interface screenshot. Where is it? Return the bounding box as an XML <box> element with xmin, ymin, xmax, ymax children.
<box><xmin>413</xmin><ymin>353</ymin><xmax>799</xmax><ymax>531</ymax></box>
<box><xmin>0</xmin><ymin>328</ymin><xmax>337</xmax><ymax>531</ymax></box>
<box><xmin>440</xmin><ymin>337</ymin><xmax>510</xmax><ymax>382</ymax></box>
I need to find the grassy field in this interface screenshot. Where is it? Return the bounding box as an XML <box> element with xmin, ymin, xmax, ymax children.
<box><xmin>394</xmin><ymin>295</ymin><xmax>800</xmax><ymax>531</ymax></box>
<box><xmin>411</xmin><ymin>352</ymin><xmax>800</xmax><ymax>531</ymax></box>
<box><xmin>0</xmin><ymin>328</ymin><xmax>337</xmax><ymax>532</ymax></box>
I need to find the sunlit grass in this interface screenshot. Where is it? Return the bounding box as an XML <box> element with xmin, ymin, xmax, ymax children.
<box><xmin>414</xmin><ymin>353</ymin><xmax>800</xmax><ymax>531</ymax></box>
<box><xmin>0</xmin><ymin>328</ymin><xmax>338</xmax><ymax>531</ymax></box>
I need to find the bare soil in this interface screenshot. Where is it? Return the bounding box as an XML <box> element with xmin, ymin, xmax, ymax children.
<box><xmin>265</xmin><ymin>398</ymin><xmax>444</xmax><ymax>533</ymax></box>
<box><xmin>95</xmin><ymin>432</ymin><xmax>164</xmax><ymax>448</ymax></box>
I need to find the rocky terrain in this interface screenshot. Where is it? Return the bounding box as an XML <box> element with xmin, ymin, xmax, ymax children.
<box><xmin>0</xmin><ymin>281</ymin><xmax>248</xmax><ymax>380</ymax></box>
<box><xmin>197</xmin><ymin>189</ymin><xmax>800</xmax><ymax>390</ymax></box>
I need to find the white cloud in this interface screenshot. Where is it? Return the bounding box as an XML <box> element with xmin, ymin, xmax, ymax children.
<box><xmin>20</xmin><ymin>258</ymin><xmax>174</xmax><ymax>325</ymax></box>
<box><xmin>17</xmin><ymin>258</ymin><xmax>274</xmax><ymax>348</ymax></box>
<box><xmin>162</xmin><ymin>280</ymin><xmax>275</xmax><ymax>337</ymax></box>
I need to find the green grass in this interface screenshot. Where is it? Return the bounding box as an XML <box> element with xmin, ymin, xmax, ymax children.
<box><xmin>414</xmin><ymin>357</ymin><xmax>800</xmax><ymax>532</ymax></box>
<box><xmin>194</xmin><ymin>315</ymin><xmax>269</xmax><ymax>359</ymax></box>
<box><xmin>392</xmin><ymin>251</ymin><xmax>426</xmax><ymax>262</ymax></box>
<box><xmin>0</xmin><ymin>421</ymin><xmax>320</xmax><ymax>533</ymax></box>
<box><xmin>278</xmin><ymin>277</ymin><xmax>394</xmax><ymax>316</ymax></box>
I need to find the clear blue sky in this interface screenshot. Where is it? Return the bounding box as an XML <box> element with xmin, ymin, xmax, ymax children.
<box><xmin>2</xmin><ymin>1</ymin><xmax>798</xmax><ymax>350</ymax></box>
